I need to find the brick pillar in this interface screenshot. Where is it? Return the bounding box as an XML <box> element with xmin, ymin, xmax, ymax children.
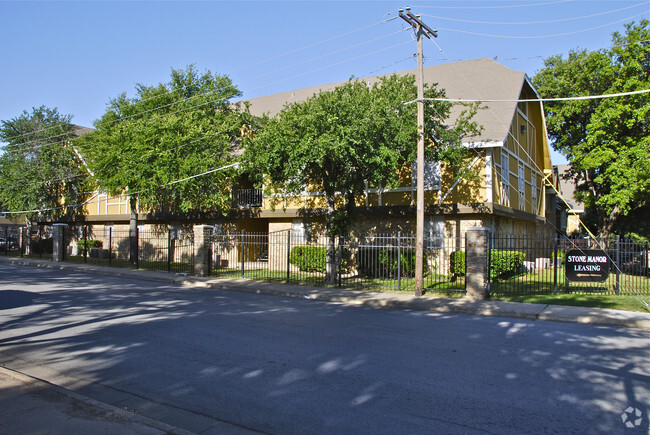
<box><xmin>52</xmin><ymin>224</ymin><xmax>67</xmax><ymax>262</ymax></box>
<box><xmin>193</xmin><ymin>225</ymin><xmax>213</xmax><ymax>277</ymax></box>
<box><xmin>465</xmin><ymin>227</ymin><xmax>490</xmax><ymax>300</ymax></box>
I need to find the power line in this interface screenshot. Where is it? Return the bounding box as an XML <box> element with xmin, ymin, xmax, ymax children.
<box><xmin>2</xmin><ymin>162</ymin><xmax>240</xmax><ymax>215</ymax></box>
<box><xmin>420</xmin><ymin>2</ymin><xmax>648</xmax><ymax>25</ymax></box>
<box><xmin>406</xmin><ymin>88</ymin><xmax>650</xmax><ymax>105</ymax></box>
<box><xmin>240</xmin><ymin>29</ymin><xmax>408</xmax><ymax>88</ymax></box>
<box><xmin>244</xmin><ymin>40</ymin><xmax>413</xmax><ymax>96</ymax></box>
<box><xmin>437</xmin><ymin>11</ymin><xmax>648</xmax><ymax>39</ymax></box>
<box><xmin>5</xmin><ymin>8</ymin><xmax>646</xmax><ymax>150</ymax></box>
<box><xmin>412</xmin><ymin>0</ymin><xmax>574</xmax><ymax>10</ymax></box>
<box><xmin>231</xmin><ymin>16</ymin><xmax>398</xmax><ymax>74</ymax></box>
<box><xmin>358</xmin><ymin>55</ymin><xmax>417</xmax><ymax>78</ymax></box>
<box><xmin>1</xmin><ymin>17</ymin><xmax>400</xmax><ymax>143</ymax></box>
<box><xmin>3</xmin><ymin>7</ymin><xmax>646</xmax><ymax>157</ymax></box>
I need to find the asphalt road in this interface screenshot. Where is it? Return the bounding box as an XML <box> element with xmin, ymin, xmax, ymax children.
<box><xmin>0</xmin><ymin>264</ymin><xmax>648</xmax><ymax>434</ymax></box>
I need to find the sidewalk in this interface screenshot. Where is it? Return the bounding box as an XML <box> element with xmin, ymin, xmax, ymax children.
<box><xmin>1</xmin><ymin>256</ymin><xmax>649</xmax><ymax>434</ymax></box>
<box><xmin>2</xmin><ymin>256</ymin><xmax>650</xmax><ymax>330</ymax></box>
<box><xmin>0</xmin><ymin>365</ymin><xmax>192</xmax><ymax>435</ymax></box>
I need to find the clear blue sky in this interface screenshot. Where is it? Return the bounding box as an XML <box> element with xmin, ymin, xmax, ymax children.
<box><xmin>1</xmin><ymin>0</ymin><xmax>648</xmax><ymax>165</ymax></box>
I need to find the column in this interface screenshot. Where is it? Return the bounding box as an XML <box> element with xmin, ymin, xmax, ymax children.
<box><xmin>193</xmin><ymin>225</ymin><xmax>213</xmax><ymax>277</ymax></box>
<box><xmin>52</xmin><ymin>224</ymin><xmax>67</xmax><ymax>262</ymax></box>
<box><xmin>465</xmin><ymin>227</ymin><xmax>490</xmax><ymax>300</ymax></box>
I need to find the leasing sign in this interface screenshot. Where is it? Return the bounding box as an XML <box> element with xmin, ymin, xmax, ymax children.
<box><xmin>565</xmin><ymin>249</ymin><xmax>610</xmax><ymax>282</ymax></box>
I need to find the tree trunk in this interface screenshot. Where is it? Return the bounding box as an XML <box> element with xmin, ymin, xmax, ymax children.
<box><xmin>325</xmin><ymin>194</ymin><xmax>337</xmax><ymax>284</ymax></box>
<box><xmin>600</xmin><ymin>205</ymin><xmax>620</xmax><ymax>240</ymax></box>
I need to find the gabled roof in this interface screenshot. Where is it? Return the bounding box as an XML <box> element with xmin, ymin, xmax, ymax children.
<box><xmin>245</xmin><ymin>57</ymin><xmax>529</xmax><ymax>147</ymax></box>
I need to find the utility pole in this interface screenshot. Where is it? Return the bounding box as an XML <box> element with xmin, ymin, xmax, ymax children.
<box><xmin>399</xmin><ymin>8</ymin><xmax>437</xmax><ymax>297</ymax></box>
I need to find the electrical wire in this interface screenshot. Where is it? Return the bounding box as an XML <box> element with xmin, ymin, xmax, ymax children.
<box><xmin>231</xmin><ymin>16</ymin><xmax>398</xmax><ymax>74</ymax></box>
<box><xmin>420</xmin><ymin>2</ymin><xmax>648</xmax><ymax>25</ymax></box>
<box><xmin>5</xmin><ymin>11</ymin><xmax>647</xmax><ymax>152</ymax></box>
<box><xmin>1</xmin><ymin>17</ymin><xmax>400</xmax><ymax>143</ymax></box>
<box><xmin>2</xmin><ymin>6</ymin><xmax>646</xmax><ymax>209</ymax></box>
<box><xmin>437</xmin><ymin>11</ymin><xmax>648</xmax><ymax>39</ymax></box>
<box><xmin>358</xmin><ymin>55</ymin><xmax>417</xmax><ymax>79</ymax></box>
<box><xmin>412</xmin><ymin>0</ymin><xmax>574</xmax><ymax>10</ymax></box>
<box><xmin>244</xmin><ymin>40</ymin><xmax>413</xmax><ymax>96</ymax></box>
<box><xmin>2</xmin><ymin>127</ymin><xmax>233</xmax><ymax>197</ymax></box>
<box><xmin>240</xmin><ymin>29</ymin><xmax>408</xmax><ymax>87</ymax></box>
<box><xmin>1</xmin><ymin>162</ymin><xmax>240</xmax><ymax>215</ymax></box>
<box><xmin>406</xmin><ymin>88</ymin><xmax>650</xmax><ymax>105</ymax></box>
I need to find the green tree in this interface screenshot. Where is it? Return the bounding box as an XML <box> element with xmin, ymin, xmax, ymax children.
<box><xmin>0</xmin><ymin>106</ymin><xmax>90</xmax><ymax>223</ymax></box>
<box><xmin>78</xmin><ymin>65</ymin><xmax>247</xmax><ymax>215</ymax></box>
<box><xmin>533</xmin><ymin>20</ymin><xmax>650</xmax><ymax>237</ymax></box>
<box><xmin>242</xmin><ymin>74</ymin><xmax>480</xmax><ymax>282</ymax></box>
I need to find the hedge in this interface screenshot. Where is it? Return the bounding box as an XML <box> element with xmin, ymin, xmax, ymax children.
<box><xmin>356</xmin><ymin>247</ymin><xmax>423</xmax><ymax>278</ymax></box>
<box><xmin>77</xmin><ymin>239</ymin><xmax>103</xmax><ymax>256</ymax></box>
<box><xmin>490</xmin><ymin>250</ymin><xmax>526</xmax><ymax>280</ymax></box>
<box><xmin>448</xmin><ymin>250</ymin><xmax>524</xmax><ymax>280</ymax></box>
<box><xmin>449</xmin><ymin>250</ymin><xmax>465</xmax><ymax>278</ymax></box>
<box><xmin>30</xmin><ymin>237</ymin><xmax>53</xmax><ymax>254</ymax></box>
<box><xmin>289</xmin><ymin>246</ymin><xmax>326</xmax><ymax>273</ymax></box>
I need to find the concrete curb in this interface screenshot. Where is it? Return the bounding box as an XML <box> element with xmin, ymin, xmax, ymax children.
<box><xmin>2</xmin><ymin>256</ymin><xmax>650</xmax><ymax>330</ymax></box>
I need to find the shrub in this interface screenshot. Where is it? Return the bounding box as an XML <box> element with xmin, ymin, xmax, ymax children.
<box><xmin>449</xmin><ymin>250</ymin><xmax>465</xmax><ymax>278</ymax></box>
<box><xmin>30</xmin><ymin>237</ymin><xmax>53</xmax><ymax>254</ymax></box>
<box><xmin>356</xmin><ymin>247</ymin><xmax>423</xmax><ymax>278</ymax></box>
<box><xmin>289</xmin><ymin>246</ymin><xmax>326</xmax><ymax>273</ymax></box>
<box><xmin>490</xmin><ymin>250</ymin><xmax>526</xmax><ymax>280</ymax></box>
<box><xmin>77</xmin><ymin>239</ymin><xmax>103</xmax><ymax>256</ymax></box>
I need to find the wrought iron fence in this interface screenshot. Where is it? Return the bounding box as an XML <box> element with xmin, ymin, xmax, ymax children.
<box><xmin>38</xmin><ymin>224</ymin><xmax>196</xmax><ymax>275</ymax></box>
<box><xmin>0</xmin><ymin>226</ymin><xmax>20</xmax><ymax>255</ymax></box>
<box><xmin>12</xmin><ymin>224</ymin><xmax>650</xmax><ymax>297</ymax></box>
<box><xmin>137</xmin><ymin>228</ymin><xmax>194</xmax><ymax>274</ymax></box>
<box><xmin>559</xmin><ymin>236</ymin><xmax>649</xmax><ymax>296</ymax></box>
<box><xmin>488</xmin><ymin>234</ymin><xmax>650</xmax><ymax>296</ymax></box>
<box><xmin>210</xmin><ymin>231</ymin><xmax>465</xmax><ymax>294</ymax></box>
<box><xmin>489</xmin><ymin>234</ymin><xmax>561</xmax><ymax>297</ymax></box>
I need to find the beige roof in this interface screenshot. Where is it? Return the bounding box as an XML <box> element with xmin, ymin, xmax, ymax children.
<box><xmin>73</xmin><ymin>125</ymin><xmax>94</xmax><ymax>137</ymax></box>
<box><xmin>245</xmin><ymin>57</ymin><xmax>530</xmax><ymax>146</ymax></box>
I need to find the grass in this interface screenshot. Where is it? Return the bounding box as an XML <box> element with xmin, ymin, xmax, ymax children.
<box><xmin>492</xmin><ymin>293</ymin><xmax>650</xmax><ymax>313</ymax></box>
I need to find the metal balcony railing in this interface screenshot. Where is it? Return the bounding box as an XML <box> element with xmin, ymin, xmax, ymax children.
<box><xmin>233</xmin><ymin>188</ymin><xmax>263</xmax><ymax>208</ymax></box>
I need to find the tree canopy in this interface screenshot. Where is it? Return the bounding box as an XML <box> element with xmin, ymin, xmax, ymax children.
<box><xmin>532</xmin><ymin>20</ymin><xmax>650</xmax><ymax>237</ymax></box>
<box><xmin>0</xmin><ymin>106</ymin><xmax>90</xmax><ymax>221</ymax></box>
<box><xmin>242</xmin><ymin>74</ymin><xmax>481</xmax><ymax>233</ymax></box>
<box><xmin>76</xmin><ymin>65</ymin><xmax>249</xmax><ymax>215</ymax></box>
<box><xmin>241</xmin><ymin>74</ymin><xmax>480</xmax><ymax>281</ymax></box>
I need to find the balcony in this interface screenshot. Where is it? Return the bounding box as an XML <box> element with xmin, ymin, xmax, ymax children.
<box><xmin>233</xmin><ymin>188</ymin><xmax>263</xmax><ymax>208</ymax></box>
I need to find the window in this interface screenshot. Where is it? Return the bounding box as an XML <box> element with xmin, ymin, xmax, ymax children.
<box><xmin>500</xmin><ymin>151</ymin><xmax>510</xmax><ymax>203</ymax></box>
<box><xmin>412</xmin><ymin>159</ymin><xmax>441</xmax><ymax>190</ymax></box>
<box><xmin>104</xmin><ymin>224</ymin><xmax>114</xmax><ymax>238</ymax></box>
<box><xmin>425</xmin><ymin>216</ymin><xmax>445</xmax><ymax>249</ymax></box>
<box><xmin>532</xmin><ymin>175</ymin><xmax>538</xmax><ymax>212</ymax></box>
<box><xmin>292</xmin><ymin>219</ymin><xmax>312</xmax><ymax>243</ymax></box>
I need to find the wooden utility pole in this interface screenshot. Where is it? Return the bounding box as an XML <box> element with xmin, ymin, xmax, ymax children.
<box><xmin>399</xmin><ymin>8</ymin><xmax>437</xmax><ymax>297</ymax></box>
